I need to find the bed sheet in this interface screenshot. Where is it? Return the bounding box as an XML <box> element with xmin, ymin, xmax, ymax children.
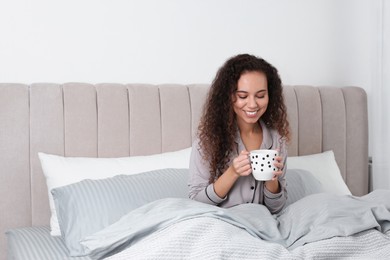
<box><xmin>7</xmin><ymin>190</ymin><xmax>390</xmax><ymax>260</ymax></box>
<box><xmin>106</xmin><ymin>217</ymin><xmax>390</xmax><ymax>260</ymax></box>
<box><xmin>7</xmin><ymin>224</ymin><xmax>390</xmax><ymax>260</ymax></box>
<box><xmin>81</xmin><ymin>190</ymin><xmax>390</xmax><ymax>260</ymax></box>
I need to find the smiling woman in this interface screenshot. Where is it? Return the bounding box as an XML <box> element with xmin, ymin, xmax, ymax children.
<box><xmin>188</xmin><ymin>54</ymin><xmax>290</xmax><ymax>214</ymax></box>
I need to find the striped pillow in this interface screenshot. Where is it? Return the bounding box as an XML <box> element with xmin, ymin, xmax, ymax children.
<box><xmin>51</xmin><ymin>168</ymin><xmax>189</xmax><ymax>256</ymax></box>
<box><xmin>6</xmin><ymin>226</ymin><xmax>91</xmax><ymax>260</ymax></box>
<box><xmin>285</xmin><ymin>169</ymin><xmax>324</xmax><ymax>207</ymax></box>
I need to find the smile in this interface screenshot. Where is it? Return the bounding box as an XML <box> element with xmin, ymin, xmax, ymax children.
<box><xmin>245</xmin><ymin>110</ymin><xmax>258</xmax><ymax>116</ymax></box>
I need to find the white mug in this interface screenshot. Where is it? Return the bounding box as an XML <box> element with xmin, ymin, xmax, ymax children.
<box><xmin>249</xmin><ymin>149</ymin><xmax>278</xmax><ymax>181</ymax></box>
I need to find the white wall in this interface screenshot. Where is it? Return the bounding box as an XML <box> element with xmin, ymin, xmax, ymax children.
<box><xmin>0</xmin><ymin>0</ymin><xmax>374</xmax><ymax>85</ymax></box>
<box><xmin>371</xmin><ymin>0</ymin><xmax>390</xmax><ymax>190</ymax></box>
<box><xmin>0</xmin><ymin>0</ymin><xmax>388</xmax><ymax>188</ymax></box>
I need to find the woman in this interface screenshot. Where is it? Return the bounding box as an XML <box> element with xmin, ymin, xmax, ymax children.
<box><xmin>188</xmin><ymin>54</ymin><xmax>290</xmax><ymax>214</ymax></box>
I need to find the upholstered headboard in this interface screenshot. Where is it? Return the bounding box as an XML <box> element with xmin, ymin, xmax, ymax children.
<box><xmin>0</xmin><ymin>83</ymin><xmax>368</xmax><ymax>260</ymax></box>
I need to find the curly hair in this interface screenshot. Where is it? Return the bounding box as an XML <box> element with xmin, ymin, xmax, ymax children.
<box><xmin>197</xmin><ymin>54</ymin><xmax>290</xmax><ymax>183</ymax></box>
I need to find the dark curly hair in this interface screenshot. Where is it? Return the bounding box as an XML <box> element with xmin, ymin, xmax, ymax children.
<box><xmin>198</xmin><ymin>54</ymin><xmax>290</xmax><ymax>183</ymax></box>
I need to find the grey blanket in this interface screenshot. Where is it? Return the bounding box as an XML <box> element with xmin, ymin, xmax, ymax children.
<box><xmin>81</xmin><ymin>190</ymin><xmax>390</xmax><ymax>259</ymax></box>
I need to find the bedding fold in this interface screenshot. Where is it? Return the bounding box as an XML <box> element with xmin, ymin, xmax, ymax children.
<box><xmin>81</xmin><ymin>189</ymin><xmax>390</xmax><ymax>260</ymax></box>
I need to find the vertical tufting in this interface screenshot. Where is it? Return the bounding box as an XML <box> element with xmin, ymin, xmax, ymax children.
<box><xmin>30</xmin><ymin>83</ymin><xmax>64</xmax><ymax>226</ymax></box>
<box><xmin>63</xmin><ymin>83</ymin><xmax>98</xmax><ymax>157</ymax></box>
<box><xmin>127</xmin><ymin>84</ymin><xmax>162</xmax><ymax>156</ymax></box>
<box><xmin>159</xmin><ymin>84</ymin><xmax>192</xmax><ymax>153</ymax></box>
<box><xmin>294</xmin><ymin>86</ymin><xmax>322</xmax><ymax>155</ymax></box>
<box><xmin>96</xmin><ymin>84</ymin><xmax>129</xmax><ymax>158</ymax></box>
<box><xmin>0</xmin><ymin>84</ymin><xmax>30</xmax><ymax>260</ymax></box>
<box><xmin>283</xmin><ymin>85</ymin><xmax>299</xmax><ymax>156</ymax></box>
<box><xmin>319</xmin><ymin>87</ymin><xmax>347</xmax><ymax>180</ymax></box>
<box><xmin>343</xmin><ymin>87</ymin><xmax>369</xmax><ymax>196</ymax></box>
<box><xmin>187</xmin><ymin>84</ymin><xmax>209</xmax><ymax>142</ymax></box>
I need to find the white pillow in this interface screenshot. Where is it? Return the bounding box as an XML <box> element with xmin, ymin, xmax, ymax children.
<box><xmin>38</xmin><ymin>147</ymin><xmax>192</xmax><ymax>236</ymax></box>
<box><xmin>287</xmin><ymin>150</ymin><xmax>351</xmax><ymax>196</ymax></box>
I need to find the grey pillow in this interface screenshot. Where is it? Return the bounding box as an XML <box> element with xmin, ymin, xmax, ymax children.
<box><xmin>285</xmin><ymin>168</ymin><xmax>324</xmax><ymax>207</ymax></box>
<box><xmin>51</xmin><ymin>168</ymin><xmax>189</xmax><ymax>256</ymax></box>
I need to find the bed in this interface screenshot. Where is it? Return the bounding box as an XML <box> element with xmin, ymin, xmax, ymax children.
<box><xmin>1</xmin><ymin>83</ymin><xmax>389</xmax><ymax>260</ymax></box>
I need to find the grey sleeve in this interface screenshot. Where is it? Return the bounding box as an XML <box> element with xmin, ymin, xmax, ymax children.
<box><xmin>188</xmin><ymin>142</ymin><xmax>226</xmax><ymax>205</ymax></box>
<box><xmin>263</xmin><ymin>141</ymin><xmax>288</xmax><ymax>214</ymax></box>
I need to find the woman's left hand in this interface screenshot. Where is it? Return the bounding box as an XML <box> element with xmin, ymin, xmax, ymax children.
<box><xmin>265</xmin><ymin>155</ymin><xmax>283</xmax><ymax>193</ymax></box>
<box><xmin>270</xmin><ymin>155</ymin><xmax>284</xmax><ymax>181</ymax></box>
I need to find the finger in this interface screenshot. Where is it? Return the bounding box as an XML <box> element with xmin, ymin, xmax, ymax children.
<box><xmin>237</xmin><ymin>153</ymin><xmax>251</xmax><ymax>162</ymax></box>
<box><xmin>235</xmin><ymin>164</ymin><xmax>251</xmax><ymax>176</ymax></box>
<box><xmin>236</xmin><ymin>159</ymin><xmax>251</xmax><ymax>170</ymax></box>
<box><xmin>275</xmin><ymin>155</ymin><xmax>283</xmax><ymax>162</ymax></box>
<box><xmin>233</xmin><ymin>154</ymin><xmax>247</xmax><ymax>165</ymax></box>
<box><xmin>274</xmin><ymin>158</ymin><xmax>284</xmax><ymax>168</ymax></box>
<box><xmin>234</xmin><ymin>155</ymin><xmax>250</xmax><ymax>166</ymax></box>
<box><xmin>272</xmin><ymin>171</ymin><xmax>283</xmax><ymax>180</ymax></box>
<box><xmin>274</xmin><ymin>162</ymin><xmax>283</xmax><ymax>169</ymax></box>
<box><xmin>239</xmin><ymin>165</ymin><xmax>252</xmax><ymax>176</ymax></box>
<box><xmin>241</xmin><ymin>164</ymin><xmax>251</xmax><ymax>171</ymax></box>
<box><xmin>242</xmin><ymin>168</ymin><xmax>252</xmax><ymax>176</ymax></box>
<box><xmin>240</xmin><ymin>149</ymin><xmax>249</xmax><ymax>154</ymax></box>
<box><xmin>272</xmin><ymin>170</ymin><xmax>283</xmax><ymax>177</ymax></box>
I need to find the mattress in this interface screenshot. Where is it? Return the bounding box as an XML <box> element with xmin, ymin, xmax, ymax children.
<box><xmin>6</xmin><ymin>226</ymin><xmax>90</xmax><ymax>260</ymax></box>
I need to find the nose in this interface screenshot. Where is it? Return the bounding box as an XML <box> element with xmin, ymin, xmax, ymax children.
<box><xmin>247</xmin><ymin>96</ymin><xmax>258</xmax><ymax>108</ymax></box>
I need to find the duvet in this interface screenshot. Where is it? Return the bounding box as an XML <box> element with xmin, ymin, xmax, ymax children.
<box><xmin>80</xmin><ymin>190</ymin><xmax>390</xmax><ymax>260</ymax></box>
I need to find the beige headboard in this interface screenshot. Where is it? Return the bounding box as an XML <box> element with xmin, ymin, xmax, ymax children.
<box><xmin>0</xmin><ymin>83</ymin><xmax>368</xmax><ymax>260</ymax></box>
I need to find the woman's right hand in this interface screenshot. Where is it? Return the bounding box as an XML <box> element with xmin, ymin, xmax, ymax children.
<box><xmin>231</xmin><ymin>150</ymin><xmax>252</xmax><ymax>177</ymax></box>
<box><xmin>213</xmin><ymin>150</ymin><xmax>252</xmax><ymax>199</ymax></box>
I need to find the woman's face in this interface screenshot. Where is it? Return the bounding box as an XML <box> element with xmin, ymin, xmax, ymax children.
<box><xmin>232</xmin><ymin>71</ymin><xmax>269</xmax><ymax>127</ymax></box>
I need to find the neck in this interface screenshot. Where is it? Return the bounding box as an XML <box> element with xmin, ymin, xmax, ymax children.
<box><xmin>238</xmin><ymin>121</ymin><xmax>261</xmax><ymax>135</ymax></box>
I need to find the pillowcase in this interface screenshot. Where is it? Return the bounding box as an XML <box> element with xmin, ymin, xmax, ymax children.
<box><xmin>38</xmin><ymin>147</ymin><xmax>191</xmax><ymax>236</ymax></box>
<box><xmin>51</xmin><ymin>168</ymin><xmax>189</xmax><ymax>256</ymax></box>
<box><xmin>285</xmin><ymin>169</ymin><xmax>324</xmax><ymax>207</ymax></box>
<box><xmin>286</xmin><ymin>150</ymin><xmax>352</xmax><ymax>195</ymax></box>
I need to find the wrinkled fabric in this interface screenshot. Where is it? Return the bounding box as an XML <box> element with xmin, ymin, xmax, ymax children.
<box><xmin>81</xmin><ymin>190</ymin><xmax>390</xmax><ymax>259</ymax></box>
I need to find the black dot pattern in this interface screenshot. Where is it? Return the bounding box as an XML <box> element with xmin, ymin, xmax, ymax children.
<box><xmin>250</xmin><ymin>152</ymin><xmax>278</xmax><ymax>173</ymax></box>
